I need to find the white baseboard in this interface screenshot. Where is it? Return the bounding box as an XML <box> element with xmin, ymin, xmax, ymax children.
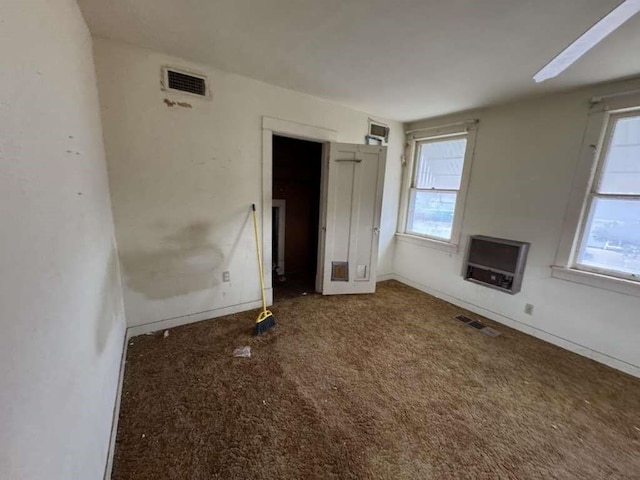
<box><xmin>390</xmin><ymin>273</ymin><xmax>640</xmax><ymax>378</ymax></box>
<box><xmin>102</xmin><ymin>276</ymin><xmax>638</xmax><ymax>480</ymax></box>
<box><xmin>376</xmin><ymin>273</ymin><xmax>395</xmax><ymax>282</ymax></box>
<box><xmin>104</xmin><ymin>296</ymin><xmax>267</xmax><ymax>478</ymax></box>
<box><xmin>103</xmin><ymin>330</ymin><xmax>128</xmax><ymax>480</ymax></box>
<box><xmin>127</xmin><ymin>298</ymin><xmax>265</xmax><ymax>338</ymax></box>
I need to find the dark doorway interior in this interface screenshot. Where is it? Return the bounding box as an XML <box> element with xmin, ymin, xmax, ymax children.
<box><xmin>272</xmin><ymin>135</ymin><xmax>323</xmax><ymax>300</ymax></box>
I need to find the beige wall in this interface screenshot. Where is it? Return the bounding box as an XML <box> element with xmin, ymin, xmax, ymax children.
<box><xmin>93</xmin><ymin>38</ymin><xmax>403</xmax><ymax>329</ymax></box>
<box><xmin>395</xmin><ymin>79</ymin><xmax>640</xmax><ymax>376</ymax></box>
<box><xmin>0</xmin><ymin>1</ymin><xmax>126</xmax><ymax>478</ymax></box>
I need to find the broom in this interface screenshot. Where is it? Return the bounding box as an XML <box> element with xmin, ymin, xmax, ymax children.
<box><xmin>251</xmin><ymin>203</ymin><xmax>276</xmax><ymax>335</ymax></box>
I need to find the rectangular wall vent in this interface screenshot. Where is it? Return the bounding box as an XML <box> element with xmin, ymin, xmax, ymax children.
<box><xmin>366</xmin><ymin>120</ymin><xmax>389</xmax><ymax>144</ymax></box>
<box><xmin>162</xmin><ymin>67</ymin><xmax>209</xmax><ymax>98</ymax></box>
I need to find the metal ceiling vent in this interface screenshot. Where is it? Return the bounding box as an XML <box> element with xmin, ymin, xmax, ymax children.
<box><xmin>161</xmin><ymin>67</ymin><xmax>210</xmax><ymax>98</ymax></box>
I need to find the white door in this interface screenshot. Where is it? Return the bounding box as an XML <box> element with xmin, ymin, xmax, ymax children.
<box><xmin>320</xmin><ymin>143</ymin><xmax>387</xmax><ymax>295</ymax></box>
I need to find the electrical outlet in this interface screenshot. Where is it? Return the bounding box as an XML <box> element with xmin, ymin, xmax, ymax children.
<box><xmin>525</xmin><ymin>303</ymin><xmax>534</xmax><ymax>315</ymax></box>
<box><xmin>222</xmin><ymin>271</ymin><xmax>230</xmax><ymax>282</ymax></box>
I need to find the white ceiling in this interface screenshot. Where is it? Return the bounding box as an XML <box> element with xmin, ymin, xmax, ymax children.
<box><xmin>78</xmin><ymin>0</ymin><xmax>640</xmax><ymax>122</ymax></box>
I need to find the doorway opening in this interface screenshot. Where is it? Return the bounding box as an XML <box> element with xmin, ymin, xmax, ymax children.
<box><xmin>272</xmin><ymin>135</ymin><xmax>323</xmax><ymax>300</ymax></box>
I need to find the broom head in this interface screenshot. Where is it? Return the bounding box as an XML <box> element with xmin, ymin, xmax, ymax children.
<box><xmin>254</xmin><ymin>309</ymin><xmax>276</xmax><ymax>335</ymax></box>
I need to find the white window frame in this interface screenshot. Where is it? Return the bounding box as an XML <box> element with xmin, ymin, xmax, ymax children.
<box><xmin>553</xmin><ymin>95</ymin><xmax>640</xmax><ymax>297</ymax></box>
<box><xmin>397</xmin><ymin>121</ymin><xmax>478</xmax><ymax>253</ymax></box>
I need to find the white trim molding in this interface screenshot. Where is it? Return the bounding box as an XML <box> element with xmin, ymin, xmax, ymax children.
<box><xmin>554</xmin><ymin>111</ymin><xmax>607</xmax><ymax>269</ymax></box>
<box><xmin>395</xmin><ymin>232</ymin><xmax>459</xmax><ymax>254</ymax></box>
<box><xmin>127</xmin><ymin>297</ymin><xmax>267</xmax><ymax>337</ymax></box>
<box><xmin>376</xmin><ymin>273</ymin><xmax>395</xmax><ymax>282</ymax></box>
<box><xmin>551</xmin><ymin>266</ymin><xmax>640</xmax><ymax>298</ymax></box>
<box><xmin>104</xmin><ymin>294</ymin><xmax>269</xmax><ymax>479</ymax></box>
<box><xmin>263</xmin><ymin>116</ymin><xmax>338</xmax><ymax>142</ymax></box>
<box><xmin>262</xmin><ymin>116</ymin><xmax>338</xmax><ymax>292</ymax></box>
<box><xmin>398</xmin><ymin>118</ymin><xmax>479</xmax><ymax>251</ymax></box>
<box><xmin>590</xmin><ymin>90</ymin><xmax>640</xmax><ymax>113</ymax></box>
<box><xmin>272</xmin><ymin>199</ymin><xmax>286</xmax><ymax>275</ymax></box>
<box><xmin>553</xmin><ymin>98</ymin><xmax>640</xmax><ymax>296</ymax></box>
<box><xmin>102</xmin><ymin>332</ymin><xmax>128</xmax><ymax>480</ymax></box>
<box><xmin>389</xmin><ymin>273</ymin><xmax>640</xmax><ymax>378</ymax></box>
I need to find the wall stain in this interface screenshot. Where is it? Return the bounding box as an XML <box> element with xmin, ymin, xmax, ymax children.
<box><xmin>120</xmin><ymin>221</ymin><xmax>224</xmax><ymax>300</ymax></box>
<box><xmin>163</xmin><ymin>98</ymin><xmax>193</xmax><ymax>109</ymax></box>
<box><xmin>96</xmin><ymin>245</ymin><xmax>124</xmax><ymax>353</ymax></box>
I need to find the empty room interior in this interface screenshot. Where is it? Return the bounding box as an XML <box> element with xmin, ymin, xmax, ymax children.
<box><xmin>3</xmin><ymin>1</ymin><xmax>640</xmax><ymax>479</ymax></box>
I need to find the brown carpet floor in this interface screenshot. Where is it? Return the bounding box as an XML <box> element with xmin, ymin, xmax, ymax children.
<box><xmin>112</xmin><ymin>280</ymin><xmax>640</xmax><ymax>480</ymax></box>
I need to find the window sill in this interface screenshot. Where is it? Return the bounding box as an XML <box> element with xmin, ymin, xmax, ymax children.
<box><xmin>551</xmin><ymin>266</ymin><xmax>640</xmax><ymax>298</ymax></box>
<box><xmin>395</xmin><ymin>233</ymin><xmax>459</xmax><ymax>254</ymax></box>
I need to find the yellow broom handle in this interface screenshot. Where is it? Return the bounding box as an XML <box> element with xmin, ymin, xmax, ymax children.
<box><xmin>252</xmin><ymin>204</ymin><xmax>268</xmax><ymax>313</ymax></box>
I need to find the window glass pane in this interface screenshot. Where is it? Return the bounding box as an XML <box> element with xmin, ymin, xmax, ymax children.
<box><xmin>577</xmin><ymin>197</ymin><xmax>640</xmax><ymax>277</ymax></box>
<box><xmin>599</xmin><ymin>115</ymin><xmax>640</xmax><ymax>194</ymax></box>
<box><xmin>407</xmin><ymin>191</ymin><xmax>457</xmax><ymax>240</ymax></box>
<box><xmin>415</xmin><ymin>137</ymin><xmax>467</xmax><ymax>190</ymax></box>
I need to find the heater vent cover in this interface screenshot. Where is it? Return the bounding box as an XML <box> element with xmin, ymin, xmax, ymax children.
<box><xmin>366</xmin><ymin>120</ymin><xmax>389</xmax><ymax>144</ymax></box>
<box><xmin>162</xmin><ymin>67</ymin><xmax>209</xmax><ymax>98</ymax></box>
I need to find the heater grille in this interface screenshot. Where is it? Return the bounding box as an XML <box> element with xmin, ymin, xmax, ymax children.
<box><xmin>455</xmin><ymin>315</ymin><xmax>501</xmax><ymax>337</ymax></box>
<box><xmin>163</xmin><ymin>68</ymin><xmax>207</xmax><ymax>97</ymax></box>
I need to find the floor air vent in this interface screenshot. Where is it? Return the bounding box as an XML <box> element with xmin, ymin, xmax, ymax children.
<box><xmin>455</xmin><ymin>315</ymin><xmax>501</xmax><ymax>337</ymax></box>
<box><xmin>162</xmin><ymin>67</ymin><xmax>208</xmax><ymax>97</ymax></box>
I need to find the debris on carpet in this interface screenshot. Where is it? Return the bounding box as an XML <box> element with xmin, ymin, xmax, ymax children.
<box><xmin>233</xmin><ymin>346</ymin><xmax>251</xmax><ymax>358</ymax></box>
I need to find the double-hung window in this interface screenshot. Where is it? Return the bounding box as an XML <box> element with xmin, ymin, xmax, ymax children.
<box><xmin>554</xmin><ymin>101</ymin><xmax>640</xmax><ymax>296</ymax></box>
<box><xmin>400</xmin><ymin>123</ymin><xmax>477</xmax><ymax>249</ymax></box>
<box><xmin>574</xmin><ymin>111</ymin><xmax>640</xmax><ymax>280</ymax></box>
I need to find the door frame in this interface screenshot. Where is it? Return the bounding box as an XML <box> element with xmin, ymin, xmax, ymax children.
<box><xmin>262</xmin><ymin>116</ymin><xmax>338</xmax><ymax>299</ymax></box>
<box><xmin>272</xmin><ymin>199</ymin><xmax>286</xmax><ymax>276</ymax></box>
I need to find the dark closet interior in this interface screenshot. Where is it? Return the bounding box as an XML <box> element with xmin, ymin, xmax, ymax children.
<box><xmin>272</xmin><ymin>135</ymin><xmax>322</xmax><ymax>299</ymax></box>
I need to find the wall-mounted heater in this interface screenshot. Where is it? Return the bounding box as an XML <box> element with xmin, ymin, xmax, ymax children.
<box><xmin>464</xmin><ymin>235</ymin><xmax>530</xmax><ymax>294</ymax></box>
